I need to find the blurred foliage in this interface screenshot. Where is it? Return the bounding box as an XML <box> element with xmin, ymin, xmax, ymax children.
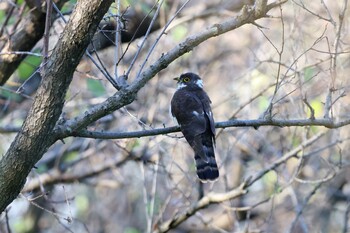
<box><xmin>0</xmin><ymin>11</ymin><xmax>6</xmax><ymax>25</ymax></box>
<box><xmin>171</xmin><ymin>25</ymin><xmax>188</xmax><ymax>42</ymax></box>
<box><xmin>63</xmin><ymin>151</ymin><xmax>80</xmax><ymax>163</ymax></box>
<box><xmin>17</xmin><ymin>55</ymin><xmax>42</xmax><ymax>81</ymax></box>
<box><xmin>13</xmin><ymin>216</ymin><xmax>34</xmax><ymax>233</ymax></box>
<box><xmin>61</xmin><ymin>0</ymin><xmax>77</xmax><ymax>12</ymax></box>
<box><xmin>75</xmin><ymin>194</ymin><xmax>89</xmax><ymax>216</ymax></box>
<box><xmin>0</xmin><ymin>88</ymin><xmax>21</xmax><ymax>102</ymax></box>
<box><xmin>124</xmin><ymin>227</ymin><xmax>140</xmax><ymax>233</ymax></box>
<box><xmin>304</xmin><ymin>66</ymin><xmax>314</xmax><ymax>82</ymax></box>
<box><xmin>309</xmin><ymin>99</ymin><xmax>323</xmax><ymax>118</ymax></box>
<box><xmin>86</xmin><ymin>78</ymin><xmax>106</xmax><ymax>97</ymax></box>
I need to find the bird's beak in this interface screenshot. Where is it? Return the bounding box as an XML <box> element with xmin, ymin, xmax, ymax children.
<box><xmin>173</xmin><ymin>77</ymin><xmax>179</xmax><ymax>82</ymax></box>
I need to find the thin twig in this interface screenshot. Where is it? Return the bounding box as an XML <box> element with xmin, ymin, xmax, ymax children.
<box><xmin>52</xmin><ymin>2</ymin><xmax>119</xmax><ymax>89</ymax></box>
<box><xmin>114</xmin><ymin>0</ymin><xmax>121</xmax><ymax>80</ymax></box>
<box><xmin>287</xmin><ymin>182</ymin><xmax>323</xmax><ymax>233</ymax></box>
<box><xmin>135</xmin><ymin>0</ymin><xmax>192</xmax><ymax>80</ymax></box>
<box><xmin>303</xmin><ymin>96</ymin><xmax>315</xmax><ymax>120</ymax></box>
<box><xmin>5</xmin><ymin>207</ymin><xmax>11</xmax><ymax>233</ymax></box>
<box><xmin>325</xmin><ymin>0</ymin><xmax>348</xmax><ymax>119</ymax></box>
<box><xmin>43</xmin><ymin>0</ymin><xmax>53</xmax><ymax>67</ymax></box>
<box><xmin>259</xmin><ymin>4</ymin><xmax>285</xmax><ymax>120</ymax></box>
<box><xmin>245</xmin><ymin>131</ymin><xmax>326</xmax><ymax>187</ymax></box>
<box><xmin>0</xmin><ymin>51</ymin><xmax>42</xmax><ymax>57</ymax></box>
<box><xmin>0</xmin><ymin>1</ymin><xmax>16</xmax><ymax>38</ymax></box>
<box><xmin>155</xmin><ymin>182</ymin><xmax>247</xmax><ymax>233</ymax></box>
<box><xmin>125</xmin><ymin>0</ymin><xmax>164</xmax><ymax>78</ymax></box>
<box><xmin>343</xmin><ymin>201</ymin><xmax>350</xmax><ymax>233</ymax></box>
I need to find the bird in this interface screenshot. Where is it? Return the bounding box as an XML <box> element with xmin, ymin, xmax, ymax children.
<box><xmin>170</xmin><ymin>72</ymin><xmax>219</xmax><ymax>182</ymax></box>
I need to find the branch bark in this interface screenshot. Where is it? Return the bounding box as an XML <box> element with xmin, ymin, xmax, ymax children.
<box><xmin>155</xmin><ymin>182</ymin><xmax>247</xmax><ymax>233</ymax></box>
<box><xmin>0</xmin><ymin>0</ymin><xmax>114</xmax><ymax>213</ymax></box>
<box><xmin>153</xmin><ymin>131</ymin><xmax>326</xmax><ymax>233</ymax></box>
<box><xmin>55</xmin><ymin>0</ymin><xmax>288</xmax><ymax>140</ymax></box>
<box><xmin>66</xmin><ymin>118</ymin><xmax>350</xmax><ymax>139</ymax></box>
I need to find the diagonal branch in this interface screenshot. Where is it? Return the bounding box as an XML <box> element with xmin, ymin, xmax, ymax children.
<box><xmin>55</xmin><ymin>0</ymin><xmax>288</xmax><ymax>139</ymax></box>
<box><xmin>154</xmin><ymin>130</ymin><xmax>326</xmax><ymax>233</ymax></box>
<box><xmin>155</xmin><ymin>182</ymin><xmax>247</xmax><ymax>233</ymax></box>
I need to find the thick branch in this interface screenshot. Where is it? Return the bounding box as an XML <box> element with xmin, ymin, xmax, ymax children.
<box><xmin>0</xmin><ymin>0</ymin><xmax>114</xmax><ymax>213</ymax></box>
<box><xmin>55</xmin><ymin>0</ymin><xmax>287</xmax><ymax>139</ymax></box>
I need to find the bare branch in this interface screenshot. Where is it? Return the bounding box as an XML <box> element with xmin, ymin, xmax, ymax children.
<box><xmin>56</xmin><ymin>0</ymin><xmax>289</xmax><ymax>138</ymax></box>
<box><xmin>67</xmin><ymin>118</ymin><xmax>350</xmax><ymax>140</ymax></box>
<box><xmin>154</xmin><ymin>182</ymin><xmax>247</xmax><ymax>233</ymax></box>
<box><xmin>246</xmin><ymin>131</ymin><xmax>326</xmax><ymax>187</ymax></box>
<box><xmin>287</xmin><ymin>183</ymin><xmax>323</xmax><ymax>233</ymax></box>
<box><xmin>303</xmin><ymin>96</ymin><xmax>315</xmax><ymax>120</ymax></box>
<box><xmin>344</xmin><ymin>201</ymin><xmax>350</xmax><ymax>233</ymax></box>
<box><xmin>22</xmin><ymin>147</ymin><xmax>144</xmax><ymax>192</ymax></box>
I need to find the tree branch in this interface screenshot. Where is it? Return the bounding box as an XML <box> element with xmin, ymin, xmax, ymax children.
<box><xmin>55</xmin><ymin>0</ymin><xmax>288</xmax><ymax>139</ymax></box>
<box><xmin>67</xmin><ymin>118</ymin><xmax>350</xmax><ymax>140</ymax></box>
<box><xmin>155</xmin><ymin>182</ymin><xmax>247</xmax><ymax>233</ymax></box>
<box><xmin>153</xmin><ymin>130</ymin><xmax>326</xmax><ymax>232</ymax></box>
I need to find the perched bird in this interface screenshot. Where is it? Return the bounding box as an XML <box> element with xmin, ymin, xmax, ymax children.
<box><xmin>171</xmin><ymin>72</ymin><xmax>219</xmax><ymax>182</ymax></box>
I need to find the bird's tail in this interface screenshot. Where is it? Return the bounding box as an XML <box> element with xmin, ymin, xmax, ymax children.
<box><xmin>194</xmin><ymin>146</ymin><xmax>219</xmax><ymax>182</ymax></box>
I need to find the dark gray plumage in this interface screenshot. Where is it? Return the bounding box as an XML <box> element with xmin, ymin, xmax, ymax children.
<box><xmin>171</xmin><ymin>72</ymin><xmax>219</xmax><ymax>182</ymax></box>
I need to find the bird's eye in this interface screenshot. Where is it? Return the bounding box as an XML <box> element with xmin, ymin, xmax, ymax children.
<box><xmin>183</xmin><ymin>77</ymin><xmax>190</xmax><ymax>82</ymax></box>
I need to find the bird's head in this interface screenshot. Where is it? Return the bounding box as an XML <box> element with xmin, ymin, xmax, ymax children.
<box><xmin>174</xmin><ymin>72</ymin><xmax>203</xmax><ymax>90</ymax></box>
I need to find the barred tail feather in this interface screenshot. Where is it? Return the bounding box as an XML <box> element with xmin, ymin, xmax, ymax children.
<box><xmin>194</xmin><ymin>149</ymin><xmax>219</xmax><ymax>182</ymax></box>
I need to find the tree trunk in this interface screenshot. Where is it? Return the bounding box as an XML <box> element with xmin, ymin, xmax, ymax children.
<box><xmin>0</xmin><ymin>0</ymin><xmax>113</xmax><ymax>213</ymax></box>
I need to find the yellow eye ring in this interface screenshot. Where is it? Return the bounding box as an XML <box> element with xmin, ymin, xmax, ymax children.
<box><xmin>183</xmin><ymin>77</ymin><xmax>190</xmax><ymax>82</ymax></box>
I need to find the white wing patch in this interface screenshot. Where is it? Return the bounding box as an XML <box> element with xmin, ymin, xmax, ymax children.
<box><xmin>195</xmin><ymin>79</ymin><xmax>203</xmax><ymax>88</ymax></box>
<box><xmin>193</xmin><ymin>110</ymin><xmax>205</xmax><ymax>117</ymax></box>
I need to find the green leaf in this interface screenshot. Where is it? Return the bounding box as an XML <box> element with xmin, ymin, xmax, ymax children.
<box><xmin>62</xmin><ymin>0</ymin><xmax>77</xmax><ymax>12</ymax></box>
<box><xmin>263</xmin><ymin>170</ymin><xmax>280</xmax><ymax>195</ymax></box>
<box><xmin>304</xmin><ymin>67</ymin><xmax>314</xmax><ymax>82</ymax></box>
<box><xmin>124</xmin><ymin>227</ymin><xmax>140</xmax><ymax>233</ymax></box>
<box><xmin>258</xmin><ymin>96</ymin><xmax>270</xmax><ymax>112</ymax></box>
<box><xmin>63</xmin><ymin>151</ymin><xmax>79</xmax><ymax>163</ymax></box>
<box><xmin>171</xmin><ymin>25</ymin><xmax>188</xmax><ymax>42</ymax></box>
<box><xmin>86</xmin><ymin>79</ymin><xmax>106</xmax><ymax>97</ymax></box>
<box><xmin>0</xmin><ymin>88</ymin><xmax>21</xmax><ymax>102</ymax></box>
<box><xmin>17</xmin><ymin>55</ymin><xmax>42</xmax><ymax>81</ymax></box>
<box><xmin>0</xmin><ymin>11</ymin><xmax>5</xmax><ymax>25</ymax></box>
<box><xmin>308</xmin><ymin>99</ymin><xmax>323</xmax><ymax>118</ymax></box>
<box><xmin>75</xmin><ymin>195</ymin><xmax>89</xmax><ymax>215</ymax></box>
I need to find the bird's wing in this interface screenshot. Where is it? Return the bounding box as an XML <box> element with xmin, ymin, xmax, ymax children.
<box><xmin>171</xmin><ymin>90</ymin><xmax>207</xmax><ymax>137</ymax></box>
<box><xmin>196</xmin><ymin>90</ymin><xmax>215</xmax><ymax>137</ymax></box>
